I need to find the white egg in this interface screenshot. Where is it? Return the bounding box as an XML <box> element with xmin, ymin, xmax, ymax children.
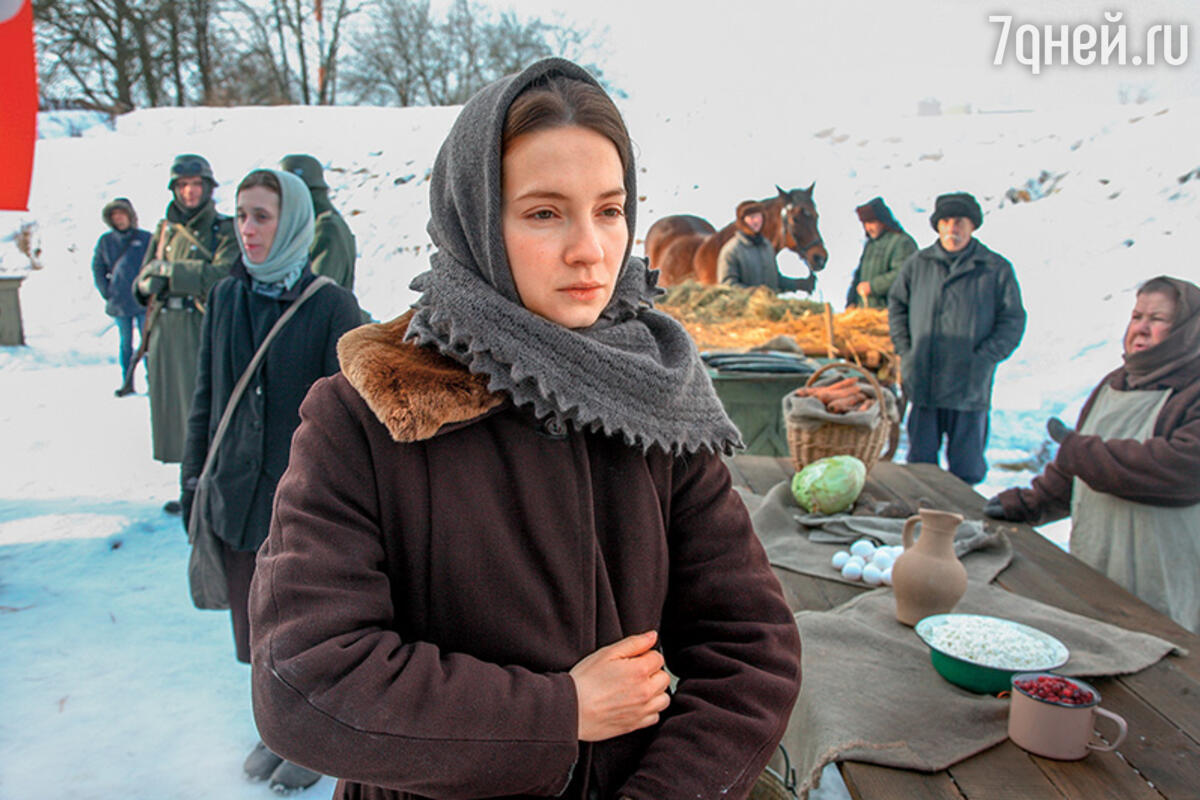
<box><xmin>882</xmin><ymin>566</ymin><xmax>893</xmax><ymax>586</ymax></box>
<box><xmin>871</xmin><ymin>551</ymin><xmax>893</xmax><ymax>569</ymax></box>
<box><xmin>862</xmin><ymin>564</ymin><xmax>884</xmax><ymax>585</ymax></box>
<box><xmin>849</xmin><ymin>539</ymin><xmax>876</xmax><ymax>559</ymax></box>
<box><xmin>889</xmin><ymin>545</ymin><xmax>906</xmax><ymax>558</ymax></box>
<box><xmin>841</xmin><ymin>561</ymin><xmax>864</xmax><ymax>581</ymax></box>
<box><xmin>831</xmin><ymin>550</ymin><xmax>850</xmax><ymax>570</ymax></box>
<box><xmin>846</xmin><ymin>555</ymin><xmax>866</xmax><ymax>568</ymax></box>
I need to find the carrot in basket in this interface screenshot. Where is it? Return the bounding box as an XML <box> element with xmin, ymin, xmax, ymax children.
<box><xmin>827</xmin><ymin>394</ymin><xmax>866</xmax><ymax>413</ymax></box>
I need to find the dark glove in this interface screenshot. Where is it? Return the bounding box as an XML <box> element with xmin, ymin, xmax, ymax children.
<box><xmin>791</xmin><ymin>272</ymin><xmax>817</xmax><ymax>294</ymax></box>
<box><xmin>982</xmin><ymin>495</ymin><xmax>1009</xmax><ymax>520</ymax></box>
<box><xmin>1046</xmin><ymin>416</ymin><xmax>1073</xmax><ymax>444</ymax></box>
<box><xmin>137</xmin><ymin>260</ymin><xmax>172</xmax><ymax>298</ymax></box>
<box><xmin>180</xmin><ymin>476</ymin><xmax>198</xmax><ymax>533</ymax></box>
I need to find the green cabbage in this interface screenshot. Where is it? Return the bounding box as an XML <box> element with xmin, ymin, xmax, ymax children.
<box><xmin>791</xmin><ymin>455</ymin><xmax>867</xmax><ymax>514</ymax></box>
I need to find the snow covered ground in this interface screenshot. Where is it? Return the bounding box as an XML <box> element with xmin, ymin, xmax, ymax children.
<box><xmin>3</xmin><ymin>93</ymin><xmax>1199</xmax><ymax>798</ymax></box>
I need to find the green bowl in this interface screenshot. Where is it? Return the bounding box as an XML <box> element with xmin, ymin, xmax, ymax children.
<box><xmin>915</xmin><ymin>614</ymin><xmax>1069</xmax><ymax>694</ymax></box>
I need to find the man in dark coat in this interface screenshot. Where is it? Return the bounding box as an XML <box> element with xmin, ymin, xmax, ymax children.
<box><xmin>134</xmin><ymin>154</ymin><xmax>238</xmax><ymax>473</ymax></box>
<box><xmin>91</xmin><ymin>197</ymin><xmax>151</xmax><ymax>393</ymax></box>
<box><xmin>717</xmin><ymin>200</ymin><xmax>815</xmax><ymax>293</ymax></box>
<box><xmin>845</xmin><ymin>196</ymin><xmax>916</xmax><ymax>309</ymax></box>
<box><xmin>888</xmin><ymin>191</ymin><xmax>1026</xmax><ymax>484</ymax></box>
<box><xmin>279</xmin><ymin>154</ymin><xmax>357</xmax><ymax>291</ymax></box>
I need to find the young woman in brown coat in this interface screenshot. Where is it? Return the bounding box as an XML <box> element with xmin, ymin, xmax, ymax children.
<box><xmin>249</xmin><ymin>58</ymin><xmax>802</xmax><ymax>800</ymax></box>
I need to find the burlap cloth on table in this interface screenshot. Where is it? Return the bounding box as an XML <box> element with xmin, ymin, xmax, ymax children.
<box><xmin>745</xmin><ymin>480</ymin><xmax>1014</xmax><ymax>586</ymax></box>
<box><xmin>783</xmin><ymin>581</ymin><xmax>1186</xmax><ymax>800</ymax></box>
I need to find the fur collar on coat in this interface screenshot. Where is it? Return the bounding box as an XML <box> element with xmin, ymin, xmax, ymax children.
<box><xmin>337</xmin><ymin>310</ymin><xmax>505</xmax><ymax>443</ymax></box>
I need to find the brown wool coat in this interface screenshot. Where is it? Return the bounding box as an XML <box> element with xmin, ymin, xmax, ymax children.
<box><xmin>997</xmin><ymin>354</ymin><xmax>1200</xmax><ymax>522</ymax></box>
<box><xmin>249</xmin><ymin>313</ymin><xmax>803</xmax><ymax>800</ymax></box>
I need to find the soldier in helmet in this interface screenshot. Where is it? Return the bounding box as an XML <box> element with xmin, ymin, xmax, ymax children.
<box><xmin>279</xmin><ymin>154</ymin><xmax>358</xmax><ymax>292</ymax></box>
<box><xmin>134</xmin><ymin>154</ymin><xmax>238</xmax><ymax>491</ymax></box>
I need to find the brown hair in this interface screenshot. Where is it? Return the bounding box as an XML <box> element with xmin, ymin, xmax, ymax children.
<box><xmin>237</xmin><ymin>169</ymin><xmax>282</xmax><ymax>198</ymax></box>
<box><xmin>1138</xmin><ymin>276</ymin><xmax>1182</xmax><ymax>322</ymax></box>
<box><xmin>502</xmin><ymin>75</ymin><xmax>632</xmax><ymax>172</ymax></box>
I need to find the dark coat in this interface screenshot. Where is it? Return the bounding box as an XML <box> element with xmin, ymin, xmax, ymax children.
<box><xmin>310</xmin><ymin>189</ymin><xmax>357</xmax><ymax>292</ymax></box>
<box><xmin>135</xmin><ymin>199</ymin><xmax>240</xmax><ymax>463</ymax></box>
<box><xmin>181</xmin><ymin>263</ymin><xmax>362</xmax><ymax>551</ymax></box>
<box><xmin>845</xmin><ymin>229</ymin><xmax>917</xmax><ymax>309</ymax></box>
<box><xmin>996</xmin><ymin>355</ymin><xmax>1200</xmax><ymax>523</ymax></box>
<box><xmin>717</xmin><ymin>231</ymin><xmax>810</xmax><ymax>293</ymax></box>
<box><xmin>91</xmin><ymin>227</ymin><xmax>151</xmax><ymax>317</ymax></box>
<box><xmin>888</xmin><ymin>239</ymin><xmax>1026</xmax><ymax>411</ymax></box>
<box><xmin>249</xmin><ymin>314</ymin><xmax>803</xmax><ymax>800</ymax></box>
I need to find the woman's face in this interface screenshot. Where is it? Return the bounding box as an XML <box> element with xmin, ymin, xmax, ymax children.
<box><xmin>501</xmin><ymin>124</ymin><xmax>628</xmax><ymax>329</ymax></box>
<box><xmin>1124</xmin><ymin>290</ymin><xmax>1177</xmax><ymax>355</ymax></box>
<box><xmin>237</xmin><ymin>186</ymin><xmax>281</xmax><ymax>265</ymax></box>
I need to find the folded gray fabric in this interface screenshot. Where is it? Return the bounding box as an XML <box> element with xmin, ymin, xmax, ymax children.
<box><xmin>750</xmin><ymin>480</ymin><xmax>1013</xmax><ymax>585</ymax></box>
<box><xmin>784</xmin><ymin>581</ymin><xmax>1185</xmax><ymax>799</ymax></box>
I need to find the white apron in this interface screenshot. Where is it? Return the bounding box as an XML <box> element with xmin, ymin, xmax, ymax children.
<box><xmin>1071</xmin><ymin>384</ymin><xmax>1200</xmax><ymax>634</ymax></box>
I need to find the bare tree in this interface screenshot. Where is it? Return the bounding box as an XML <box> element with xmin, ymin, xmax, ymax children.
<box><xmin>34</xmin><ymin>0</ymin><xmax>220</xmax><ymax>110</ymax></box>
<box><xmin>345</xmin><ymin>0</ymin><xmax>613</xmax><ymax>107</ymax></box>
<box><xmin>33</xmin><ymin>0</ymin><xmax>612</xmax><ymax>110</ymax></box>
<box><xmin>221</xmin><ymin>0</ymin><xmax>358</xmax><ymax>105</ymax></box>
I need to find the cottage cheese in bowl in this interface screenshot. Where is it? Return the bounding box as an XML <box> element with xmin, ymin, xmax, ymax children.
<box><xmin>915</xmin><ymin>614</ymin><xmax>1070</xmax><ymax>693</ymax></box>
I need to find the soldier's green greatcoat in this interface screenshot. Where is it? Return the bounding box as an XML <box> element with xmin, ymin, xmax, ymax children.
<box><xmin>309</xmin><ymin>189</ymin><xmax>357</xmax><ymax>291</ymax></box>
<box><xmin>136</xmin><ymin>199</ymin><xmax>238</xmax><ymax>462</ymax></box>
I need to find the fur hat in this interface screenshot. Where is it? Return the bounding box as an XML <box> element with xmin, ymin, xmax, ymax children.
<box><xmin>735</xmin><ymin>200</ymin><xmax>766</xmax><ymax>235</ymax></box>
<box><xmin>929</xmin><ymin>192</ymin><xmax>982</xmax><ymax>231</ymax></box>
<box><xmin>101</xmin><ymin>197</ymin><xmax>137</xmax><ymax>229</ymax></box>
<box><xmin>855</xmin><ymin>197</ymin><xmax>904</xmax><ymax>234</ymax></box>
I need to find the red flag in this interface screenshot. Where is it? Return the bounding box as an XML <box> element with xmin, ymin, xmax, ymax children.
<box><xmin>0</xmin><ymin>0</ymin><xmax>37</xmax><ymax>211</ymax></box>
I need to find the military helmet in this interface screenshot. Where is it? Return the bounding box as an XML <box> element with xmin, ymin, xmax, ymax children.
<box><xmin>280</xmin><ymin>154</ymin><xmax>328</xmax><ymax>190</ymax></box>
<box><xmin>168</xmin><ymin>154</ymin><xmax>217</xmax><ymax>189</ymax></box>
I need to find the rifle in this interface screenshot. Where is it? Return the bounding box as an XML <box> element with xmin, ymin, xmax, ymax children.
<box><xmin>116</xmin><ymin>220</ymin><xmax>168</xmax><ymax>397</ymax></box>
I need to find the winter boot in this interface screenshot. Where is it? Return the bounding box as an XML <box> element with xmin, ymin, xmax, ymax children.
<box><xmin>243</xmin><ymin>740</ymin><xmax>284</xmax><ymax>782</ymax></box>
<box><xmin>268</xmin><ymin>760</ymin><xmax>322</xmax><ymax>794</ymax></box>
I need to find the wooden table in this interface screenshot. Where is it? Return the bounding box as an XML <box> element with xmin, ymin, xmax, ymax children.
<box><xmin>725</xmin><ymin>455</ymin><xmax>1200</xmax><ymax>800</ymax></box>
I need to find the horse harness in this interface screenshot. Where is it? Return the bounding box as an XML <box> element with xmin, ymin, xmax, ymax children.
<box><xmin>781</xmin><ymin>203</ymin><xmax>824</xmax><ymax>254</ymax></box>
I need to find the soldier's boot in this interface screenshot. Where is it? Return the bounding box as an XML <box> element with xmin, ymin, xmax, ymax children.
<box><xmin>243</xmin><ymin>740</ymin><xmax>284</xmax><ymax>782</ymax></box>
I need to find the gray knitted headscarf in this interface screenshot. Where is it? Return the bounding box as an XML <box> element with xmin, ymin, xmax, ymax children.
<box><xmin>405</xmin><ymin>58</ymin><xmax>741</xmax><ymax>455</ymax></box>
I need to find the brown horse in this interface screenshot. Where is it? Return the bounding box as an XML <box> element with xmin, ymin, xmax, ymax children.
<box><xmin>645</xmin><ymin>185</ymin><xmax>828</xmax><ymax>287</ymax></box>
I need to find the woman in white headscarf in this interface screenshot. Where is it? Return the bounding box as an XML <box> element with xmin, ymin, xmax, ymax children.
<box><xmin>180</xmin><ymin>168</ymin><xmax>361</xmax><ymax>792</ymax></box>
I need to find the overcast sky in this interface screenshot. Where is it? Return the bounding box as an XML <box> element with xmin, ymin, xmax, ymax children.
<box><xmin>499</xmin><ymin>0</ymin><xmax>1200</xmax><ymax>117</ymax></box>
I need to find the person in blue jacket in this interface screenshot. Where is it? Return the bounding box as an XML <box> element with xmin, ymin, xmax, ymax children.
<box><xmin>91</xmin><ymin>197</ymin><xmax>151</xmax><ymax>394</ymax></box>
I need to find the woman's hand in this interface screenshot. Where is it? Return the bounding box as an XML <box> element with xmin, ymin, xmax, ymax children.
<box><xmin>569</xmin><ymin>630</ymin><xmax>671</xmax><ymax>742</ymax></box>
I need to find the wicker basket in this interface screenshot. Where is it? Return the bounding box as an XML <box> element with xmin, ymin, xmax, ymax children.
<box><xmin>786</xmin><ymin>361</ymin><xmax>897</xmax><ymax>473</ymax></box>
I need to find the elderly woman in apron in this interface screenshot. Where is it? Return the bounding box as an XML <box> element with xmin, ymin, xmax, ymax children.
<box><xmin>986</xmin><ymin>275</ymin><xmax>1200</xmax><ymax>634</ymax></box>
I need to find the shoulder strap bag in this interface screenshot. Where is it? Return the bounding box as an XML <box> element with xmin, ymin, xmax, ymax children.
<box><xmin>187</xmin><ymin>276</ymin><xmax>335</xmax><ymax>610</ymax></box>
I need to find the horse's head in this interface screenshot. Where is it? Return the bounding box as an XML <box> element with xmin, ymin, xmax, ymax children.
<box><xmin>777</xmin><ymin>184</ymin><xmax>828</xmax><ymax>272</ymax></box>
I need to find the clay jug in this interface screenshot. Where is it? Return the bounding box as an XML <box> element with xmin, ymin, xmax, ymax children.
<box><xmin>891</xmin><ymin>508</ymin><xmax>968</xmax><ymax>626</ymax></box>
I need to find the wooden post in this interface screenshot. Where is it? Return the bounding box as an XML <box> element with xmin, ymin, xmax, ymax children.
<box><xmin>823</xmin><ymin>302</ymin><xmax>835</xmax><ymax>359</ymax></box>
<box><xmin>0</xmin><ymin>275</ymin><xmax>26</xmax><ymax>345</ymax></box>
